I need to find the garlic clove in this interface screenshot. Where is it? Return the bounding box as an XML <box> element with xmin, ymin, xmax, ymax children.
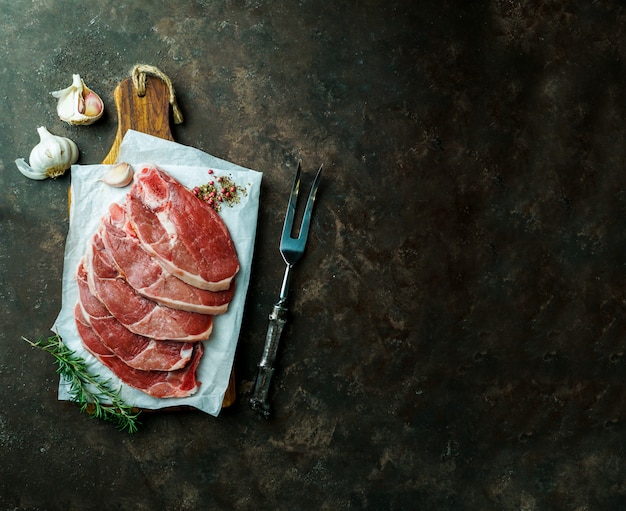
<box><xmin>102</xmin><ymin>162</ymin><xmax>134</xmax><ymax>187</ymax></box>
<box><xmin>15</xmin><ymin>126</ymin><xmax>79</xmax><ymax>180</ymax></box>
<box><xmin>51</xmin><ymin>74</ymin><xmax>104</xmax><ymax>125</ymax></box>
<box><xmin>83</xmin><ymin>90</ymin><xmax>103</xmax><ymax>117</ymax></box>
<box><xmin>15</xmin><ymin>158</ymin><xmax>49</xmax><ymax>180</ymax></box>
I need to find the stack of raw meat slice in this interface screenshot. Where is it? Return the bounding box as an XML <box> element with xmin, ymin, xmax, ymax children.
<box><xmin>73</xmin><ymin>165</ymin><xmax>239</xmax><ymax>399</ymax></box>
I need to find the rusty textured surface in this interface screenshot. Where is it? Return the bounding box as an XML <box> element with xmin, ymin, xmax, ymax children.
<box><xmin>1</xmin><ymin>1</ymin><xmax>626</xmax><ymax>510</ymax></box>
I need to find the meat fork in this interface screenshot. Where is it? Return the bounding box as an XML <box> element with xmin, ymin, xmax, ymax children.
<box><xmin>250</xmin><ymin>161</ymin><xmax>323</xmax><ymax>418</ymax></box>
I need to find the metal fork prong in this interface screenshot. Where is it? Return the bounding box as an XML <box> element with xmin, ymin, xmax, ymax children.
<box><xmin>296</xmin><ymin>164</ymin><xmax>323</xmax><ymax>246</ymax></box>
<box><xmin>281</xmin><ymin>160</ymin><xmax>302</xmax><ymax>243</ymax></box>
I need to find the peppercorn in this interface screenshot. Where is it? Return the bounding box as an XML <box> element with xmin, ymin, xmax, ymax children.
<box><xmin>192</xmin><ymin>171</ymin><xmax>248</xmax><ymax>212</ymax></box>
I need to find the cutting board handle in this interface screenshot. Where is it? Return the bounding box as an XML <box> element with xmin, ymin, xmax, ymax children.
<box><xmin>102</xmin><ymin>65</ymin><xmax>182</xmax><ymax>164</ymax></box>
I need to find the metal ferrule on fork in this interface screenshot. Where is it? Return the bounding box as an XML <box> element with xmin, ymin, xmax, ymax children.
<box><xmin>249</xmin><ymin>161</ymin><xmax>323</xmax><ymax>418</ymax></box>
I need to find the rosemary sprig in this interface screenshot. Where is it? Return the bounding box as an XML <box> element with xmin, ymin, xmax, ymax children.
<box><xmin>22</xmin><ymin>335</ymin><xmax>141</xmax><ymax>433</ymax></box>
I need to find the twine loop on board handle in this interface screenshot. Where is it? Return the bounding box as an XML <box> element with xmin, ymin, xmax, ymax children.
<box><xmin>131</xmin><ymin>64</ymin><xmax>184</xmax><ymax>124</ymax></box>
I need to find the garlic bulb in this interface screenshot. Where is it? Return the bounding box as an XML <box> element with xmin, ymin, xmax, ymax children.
<box><xmin>51</xmin><ymin>74</ymin><xmax>104</xmax><ymax>125</ymax></box>
<box><xmin>15</xmin><ymin>126</ymin><xmax>79</xmax><ymax>180</ymax></box>
<box><xmin>102</xmin><ymin>162</ymin><xmax>134</xmax><ymax>187</ymax></box>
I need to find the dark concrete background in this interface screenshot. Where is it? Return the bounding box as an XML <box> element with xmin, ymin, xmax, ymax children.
<box><xmin>1</xmin><ymin>1</ymin><xmax>625</xmax><ymax>509</ymax></box>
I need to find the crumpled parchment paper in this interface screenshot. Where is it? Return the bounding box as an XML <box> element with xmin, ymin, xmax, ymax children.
<box><xmin>52</xmin><ymin>130</ymin><xmax>262</xmax><ymax>416</ymax></box>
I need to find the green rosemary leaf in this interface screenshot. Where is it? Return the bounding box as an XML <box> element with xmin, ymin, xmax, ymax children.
<box><xmin>22</xmin><ymin>335</ymin><xmax>141</xmax><ymax>433</ymax></box>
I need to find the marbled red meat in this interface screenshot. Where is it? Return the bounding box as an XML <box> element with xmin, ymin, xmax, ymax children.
<box><xmin>127</xmin><ymin>165</ymin><xmax>239</xmax><ymax>292</ymax></box>
<box><xmin>85</xmin><ymin>230</ymin><xmax>213</xmax><ymax>342</ymax></box>
<box><xmin>76</xmin><ymin>261</ymin><xmax>195</xmax><ymax>371</ymax></box>
<box><xmin>101</xmin><ymin>202</ymin><xmax>235</xmax><ymax>314</ymax></box>
<box><xmin>74</xmin><ymin>304</ymin><xmax>202</xmax><ymax>398</ymax></box>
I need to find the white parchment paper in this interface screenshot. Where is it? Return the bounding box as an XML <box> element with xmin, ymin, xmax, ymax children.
<box><xmin>52</xmin><ymin>130</ymin><xmax>262</xmax><ymax>416</ymax></box>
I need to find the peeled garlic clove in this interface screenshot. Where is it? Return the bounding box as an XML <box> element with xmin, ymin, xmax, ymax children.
<box><xmin>51</xmin><ymin>74</ymin><xmax>104</xmax><ymax>125</ymax></box>
<box><xmin>102</xmin><ymin>162</ymin><xmax>134</xmax><ymax>187</ymax></box>
<box><xmin>15</xmin><ymin>126</ymin><xmax>79</xmax><ymax>180</ymax></box>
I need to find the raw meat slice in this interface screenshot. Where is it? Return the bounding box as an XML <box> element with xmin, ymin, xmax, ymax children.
<box><xmin>127</xmin><ymin>165</ymin><xmax>239</xmax><ymax>292</ymax></box>
<box><xmin>86</xmin><ymin>230</ymin><xmax>213</xmax><ymax>342</ymax></box>
<box><xmin>101</xmin><ymin>203</ymin><xmax>235</xmax><ymax>315</ymax></box>
<box><xmin>75</xmin><ymin>304</ymin><xmax>202</xmax><ymax>398</ymax></box>
<box><xmin>76</xmin><ymin>261</ymin><xmax>194</xmax><ymax>371</ymax></box>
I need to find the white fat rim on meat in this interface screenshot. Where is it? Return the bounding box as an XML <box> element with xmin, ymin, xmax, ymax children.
<box><xmin>150</xmin><ymin>342</ymin><xmax>194</xmax><ymax>371</ymax></box>
<box><xmin>76</xmin><ymin>297</ymin><xmax>93</xmax><ymax>327</ymax></box>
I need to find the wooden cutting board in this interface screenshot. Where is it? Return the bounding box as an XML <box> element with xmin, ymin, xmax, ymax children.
<box><xmin>101</xmin><ymin>73</ymin><xmax>237</xmax><ymax>408</ymax></box>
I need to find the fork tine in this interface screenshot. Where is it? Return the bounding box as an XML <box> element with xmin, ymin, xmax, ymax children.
<box><xmin>296</xmin><ymin>164</ymin><xmax>323</xmax><ymax>245</ymax></box>
<box><xmin>281</xmin><ymin>160</ymin><xmax>302</xmax><ymax>242</ymax></box>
